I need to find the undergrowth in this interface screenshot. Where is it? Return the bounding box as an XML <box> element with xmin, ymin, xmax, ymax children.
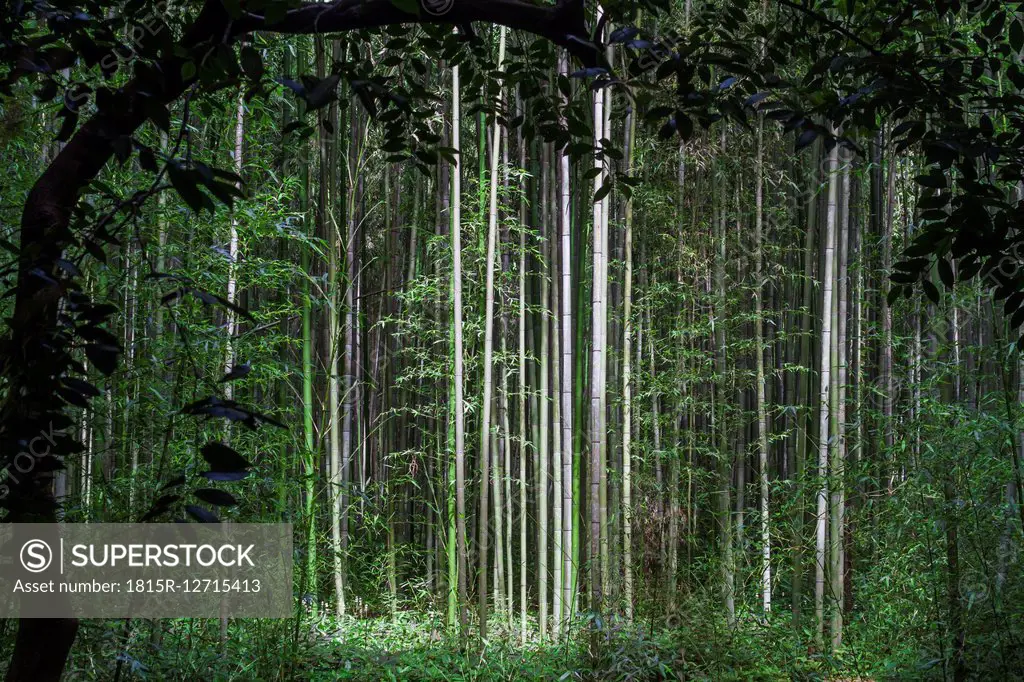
<box><xmin>45</xmin><ymin>602</ymin><xmax>937</xmax><ymax>681</ymax></box>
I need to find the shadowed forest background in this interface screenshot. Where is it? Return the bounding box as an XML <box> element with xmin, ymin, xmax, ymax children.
<box><xmin>1</xmin><ymin>0</ymin><xmax>1024</xmax><ymax>679</ymax></box>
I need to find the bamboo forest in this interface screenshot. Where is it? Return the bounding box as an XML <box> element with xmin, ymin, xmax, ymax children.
<box><xmin>3</xmin><ymin>0</ymin><xmax>1024</xmax><ymax>679</ymax></box>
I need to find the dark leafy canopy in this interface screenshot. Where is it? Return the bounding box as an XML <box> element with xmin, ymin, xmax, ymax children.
<box><xmin>8</xmin><ymin>0</ymin><xmax>1023</xmax><ymax>319</ymax></box>
<box><xmin>1</xmin><ymin>0</ymin><xmax>1022</xmax><ymax>499</ymax></box>
<box><xmin>623</xmin><ymin>1</ymin><xmax>1024</xmax><ymax>349</ymax></box>
<box><xmin>635</xmin><ymin>0</ymin><xmax>1024</xmax><ymax>345</ymax></box>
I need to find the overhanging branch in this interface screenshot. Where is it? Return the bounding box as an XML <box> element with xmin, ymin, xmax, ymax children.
<box><xmin>239</xmin><ymin>0</ymin><xmax>596</xmax><ymax>64</ymax></box>
<box><xmin>15</xmin><ymin>0</ymin><xmax>595</xmax><ymax>331</ymax></box>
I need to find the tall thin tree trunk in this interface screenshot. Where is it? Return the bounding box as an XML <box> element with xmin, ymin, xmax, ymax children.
<box><xmin>324</xmin><ymin>37</ymin><xmax>347</xmax><ymax>621</ymax></box>
<box><xmin>224</xmin><ymin>88</ymin><xmax>244</xmax><ymax>404</ymax></box>
<box><xmin>598</xmin><ymin>35</ymin><xmax>613</xmax><ymax>602</ymax></box>
<box><xmin>451</xmin><ymin>62</ymin><xmax>469</xmax><ymax>633</ymax></box>
<box><xmin>588</xmin><ymin>41</ymin><xmax>607</xmax><ymax>620</ymax></box>
<box><xmin>792</xmin><ymin>139</ymin><xmax>818</xmax><ymax>622</ymax></box>
<box><xmin>518</xmin><ymin>138</ymin><xmax>531</xmax><ymax>643</ymax></box>
<box><xmin>815</xmin><ymin>138</ymin><xmax>839</xmax><ymax>647</ymax></box>
<box><xmin>477</xmin><ymin>27</ymin><xmax>507</xmax><ymax>640</ymax></box>
<box><xmin>538</xmin><ymin>154</ymin><xmax>551</xmax><ymax>639</ymax></box>
<box><xmin>714</xmin><ymin>126</ymin><xmax>735</xmax><ymax>627</ymax></box>
<box><xmin>297</xmin><ymin>38</ymin><xmax>318</xmax><ymax>617</ymax></box>
<box><xmin>339</xmin><ymin>61</ymin><xmax>360</xmax><ymax>622</ymax></box>
<box><xmin>754</xmin><ymin>113</ymin><xmax>771</xmax><ymax>614</ymax></box>
<box><xmin>882</xmin><ymin>147</ymin><xmax>896</xmax><ymax>494</ymax></box>
<box><xmin>830</xmin><ymin>148</ymin><xmax>850</xmax><ymax>647</ymax></box>
<box><xmin>550</xmin><ymin>143</ymin><xmax>564</xmax><ymax>633</ymax></box>
<box><xmin>621</xmin><ymin>100</ymin><xmax>636</xmax><ymax>623</ymax></box>
<box><xmin>557</xmin><ymin>50</ymin><xmax>575</xmax><ymax>635</ymax></box>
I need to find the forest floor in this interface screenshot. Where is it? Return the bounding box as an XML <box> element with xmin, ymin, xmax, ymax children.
<box><xmin>47</xmin><ymin>608</ymin><xmax>902</xmax><ymax>681</ymax></box>
<box><xmin>273</xmin><ymin>613</ymin><xmax>886</xmax><ymax>681</ymax></box>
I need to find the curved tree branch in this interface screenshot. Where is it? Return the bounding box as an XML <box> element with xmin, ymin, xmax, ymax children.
<box><xmin>15</xmin><ymin>0</ymin><xmax>594</xmax><ymax>331</ymax></box>
<box><xmin>4</xmin><ymin>1</ymin><xmax>593</xmax><ymax>680</ymax></box>
<box><xmin>243</xmin><ymin>0</ymin><xmax>595</xmax><ymax>53</ymax></box>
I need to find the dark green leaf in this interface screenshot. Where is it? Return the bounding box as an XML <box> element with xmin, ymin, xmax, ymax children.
<box><xmin>240</xmin><ymin>45</ymin><xmax>263</xmax><ymax>80</ymax></box>
<box><xmin>200</xmin><ymin>441</ymin><xmax>253</xmax><ymax>472</ymax></box>
<box><xmin>185</xmin><ymin>505</ymin><xmax>219</xmax><ymax>523</ymax></box>
<box><xmin>84</xmin><ymin>343</ymin><xmax>120</xmax><ymax>376</ymax></box>
<box><xmin>937</xmin><ymin>258</ymin><xmax>955</xmax><ymax>288</ymax></box>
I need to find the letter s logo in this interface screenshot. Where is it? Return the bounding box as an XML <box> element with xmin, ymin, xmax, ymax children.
<box><xmin>20</xmin><ymin>540</ymin><xmax>52</xmax><ymax>573</ymax></box>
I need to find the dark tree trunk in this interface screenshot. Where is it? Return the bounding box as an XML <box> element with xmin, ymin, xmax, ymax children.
<box><xmin>5</xmin><ymin>620</ymin><xmax>78</xmax><ymax>682</ymax></box>
<box><xmin>1</xmin><ymin>2</ymin><xmax>593</xmax><ymax>678</ymax></box>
